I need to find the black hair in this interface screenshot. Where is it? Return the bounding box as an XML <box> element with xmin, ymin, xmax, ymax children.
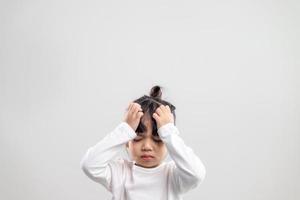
<box><xmin>133</xmin><ymin>85</ymin><xmax>176</xmax><ymax>137</ymax></box>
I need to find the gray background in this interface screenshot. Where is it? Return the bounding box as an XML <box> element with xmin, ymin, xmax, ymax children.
<box><xmin>1</xmin><ymin>0</ymin><xmax>299</xmax><ymax>200</ymax></box>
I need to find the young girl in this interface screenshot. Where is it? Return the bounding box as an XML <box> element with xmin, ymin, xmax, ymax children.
<box><xmin>80</xmin><ymin>85</ymin><xmax>206</xmax><ymax>200</ymax></box>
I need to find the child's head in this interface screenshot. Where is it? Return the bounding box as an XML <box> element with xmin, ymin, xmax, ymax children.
<box><xmin>126</xmin><ymin>85</ymin><xmax>176</xmax><ymax>168</ymax></box>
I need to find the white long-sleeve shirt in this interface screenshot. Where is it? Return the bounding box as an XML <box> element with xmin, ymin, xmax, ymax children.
<box><xmin>80</xmin><ymin>122</ymin><xmax>206</xmax><ymax>200</ymax></box>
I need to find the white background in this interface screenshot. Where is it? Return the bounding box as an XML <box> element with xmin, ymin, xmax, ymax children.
<box><xmin>0</xmin><ymin>0</ymin><xmax>299</xmax><ymax>199</ymax></box>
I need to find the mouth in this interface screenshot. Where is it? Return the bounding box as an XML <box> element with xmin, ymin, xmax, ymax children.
<box><xmin>141</xmin><ymin>155</ymin><xmax>154</xmax><ymax>161</ymax></box>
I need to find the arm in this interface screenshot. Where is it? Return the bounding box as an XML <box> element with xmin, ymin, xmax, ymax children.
<box><xmin>158</xmin><ymin>123</ymin><xmax>206</xmax><ymax>194</ymax></box>
<box><xmin>80</xmin><ymin>122</ymin><xmax>136</xmax><ymax>191</ymax></box>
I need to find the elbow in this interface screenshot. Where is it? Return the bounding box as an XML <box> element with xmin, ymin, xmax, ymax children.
<box><xmin>80</xmin><ymin>157</ymin><xmax>98</xmax><ymax>180</ymax></box>
<box><xmin>80</xmin><ymin>157</ymin><xmax>90</xmax><ymax>175</ymax></box>
<box><xmin>193</xmin><ymin>165</ymin><xmax>206</xmax><ymax>186</ymax></box>
<box><xmin>80</xmin><ymin>151</ymin><xmax>94</xmax><ymax>177</ymax></box>
<box><xmin>80</xmin><ymin>148</ymin><xmax>93</xmax><ymax>175</ymax></box>
<box><xmin>80</xmin><ymin>153</ymin><xmax>108</xmax><ymax>182</ymax></box>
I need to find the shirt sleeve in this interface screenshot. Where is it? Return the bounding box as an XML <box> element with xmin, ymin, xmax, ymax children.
<box><xmin>80</xmin><ymin>122</ymin><xmax>137</xmax><ymax>192</ymax></box>
<box><xmin>158</xmin><ymin>123</ymin><xmax>206</xmax><ymax>194</ymax></box>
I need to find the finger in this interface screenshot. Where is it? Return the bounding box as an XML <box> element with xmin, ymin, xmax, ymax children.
<box><xmin>152</xmin><ymin>112</ymin><xmax>159</xmax><ymax>120</ymax></box>
<box><xmin>134</xmin><ymin>109</ymin><xmax>143</xmax><ymax>118</ymax></box>
<box><xmin>132</xmin><ymin>102</ymin><xmax>141</xmax><ymax>108</ymax></box>
<box><xmin>137</xmin><ymin>111</ymin><xmax>144</xmax><ymax>118</ymax></box>
<box><xmin>160</xmin><ymin>105</ymin><xmax>168</xmax><ymax>112</ymax></box>
<box><xmin>135</xmin><ymin>102</ymin><xmax>141</xmax><ymax>107</ymax></box>
<box><xmin>128</xmin><ymin>102</ymin><xmax>134</xmax><ymax>111</ymax></box>
<box><xmin>162</xmin><ymin>105</ymin><xmax>171</xmax><ymax>115</ymax></box>
<box><xmin>166</xmin><ymin>105</ymin><xmax>171</xmax><ymax>112</ymax></box>
<box><xmin>155</xmin><ymin>106</ymin><xmax>163</xmax><ymax>116</ymax></box>
<box><xmin>125</xmin><ymin>103</ymin><xmax>130</xmax><ymax>111</ymax></box>
<box><xmin>130</xmin><ymin>102</ymin><xmax>139</xmax><ymax>113</ymax></box>
<box><xmin>132</xmin><ymin>104</ymin><xmax>142</xmax><ymax>115</ymax></box>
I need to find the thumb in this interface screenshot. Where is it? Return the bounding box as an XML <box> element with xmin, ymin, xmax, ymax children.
<box><xmin>137</xmin><ymin>112</ymin><xmax>144</xmax><ymax>118</ymax></box>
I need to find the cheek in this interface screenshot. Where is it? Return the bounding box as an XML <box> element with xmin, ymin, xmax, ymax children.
<box><xmin>128</xmin><ymin>142</ymin><xmax>140</xmax><ymax>155</ymax></box>
<box><xmin>160</xmin><ymin>145</ymin><xmax>168</xmax><ymax>155</ymax></box>
<box><xmin>156</xmin><ymin>143</ymin><xmax>165</xmax><ymax>152</ymax></box>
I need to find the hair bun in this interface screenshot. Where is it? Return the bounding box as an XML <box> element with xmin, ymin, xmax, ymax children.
<box><xmin>150</xmin><ymin>85</ymin><xmax>162</xmax><ymax>99</ymax></box>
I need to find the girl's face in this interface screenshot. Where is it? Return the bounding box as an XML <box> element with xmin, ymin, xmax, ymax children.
<box><xmin>126</xmin><ymin>114</ymin><xmax>167</xmax><ymax>168</ymax></box>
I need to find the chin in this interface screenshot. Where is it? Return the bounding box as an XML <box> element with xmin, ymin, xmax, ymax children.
<box><xmin>138</xmin><ymin>160</ymin><xmax>160</xmax><ymax>168</ymax></box>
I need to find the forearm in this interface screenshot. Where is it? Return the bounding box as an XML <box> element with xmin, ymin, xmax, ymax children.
<box><xmin>158</xmin><ymin>123</ymin><xmax>206</xmax><ymax>186</ymax></box>
<box><xmin>80</xmin><ymin>122</ymin><xmax>136</xmax><ymax>181</ymax></box>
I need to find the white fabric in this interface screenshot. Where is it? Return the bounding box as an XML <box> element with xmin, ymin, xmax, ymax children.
<box><xmin>80</xmin><ymin>122</ymin><xmax>206</xmax><ymax>200</ymax></box>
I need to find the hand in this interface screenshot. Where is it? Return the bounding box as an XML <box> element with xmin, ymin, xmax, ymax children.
<box><xmin>123</xmin><ymin>102</ymin><xmax>144</xmax><ymax>131</ymax></box>
<box><xmin>152</xmin><ymin>105</ymin><xmax>174</xmax><ymax>129</ymax></box>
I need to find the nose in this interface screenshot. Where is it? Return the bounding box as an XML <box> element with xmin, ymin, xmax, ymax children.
<box><xmin>141</xmin><ymin>139</ymin><xmax>153</xmax><ymax>151</ymax></box>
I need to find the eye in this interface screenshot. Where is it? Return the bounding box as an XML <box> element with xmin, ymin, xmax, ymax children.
<box><xmin>133</xmin><ymin>138</ymin><xmax>142</xmax><ymax>142</ymax></box>
<box><xmin>153</xmin><ymin>139</ymin><xmax>162</xmax><ymax>143</ymax></box>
